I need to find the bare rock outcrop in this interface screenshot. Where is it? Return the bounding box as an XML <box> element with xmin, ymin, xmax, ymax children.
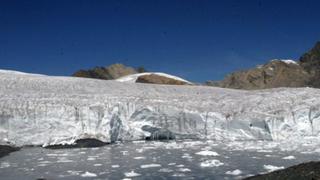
<box><xmin>136</xmin><ymin>74</ymin><xmax>189</xmax><ymax>85</ymax></box>
<box><xmin>72</xmin><ymin>63</ymin><xmax>138</xmax><ymax>80</ymax></box>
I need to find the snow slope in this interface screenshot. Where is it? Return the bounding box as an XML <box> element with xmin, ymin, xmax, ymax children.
<box><xmin>115</xmin><ymin>72</ymin><xmax>192</xmax><ymax>84</ymax></box>
<box><xmin>0</xmin><ymin>70</ymin><xmax>320</xmax><ymax>146</ymax></box>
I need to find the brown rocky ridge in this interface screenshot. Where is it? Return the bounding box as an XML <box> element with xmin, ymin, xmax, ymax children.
<box><xmin>207</xmin><ymin>41</ymin><xmax>320</xmax><ymax>90</ymax></box>
<box><xmin>72</xmin><ymin>63</ymin><xmax>140</xmax><ymax>80</ymax></box>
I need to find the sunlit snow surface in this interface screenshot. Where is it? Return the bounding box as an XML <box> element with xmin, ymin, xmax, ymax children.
<box><xmin>1</xmin><ymin>70</ymin><xmax>320</xmax><ymax>179</ymax></box>
<box><xmin>2</xmin><ymin>70</ymin><xmax>320</xmax><ymax>147</ymax></box>
<box><xmin>1</xmin><ymin>140</ymin><xmax>320</xmax><ymax>180</ymax></box>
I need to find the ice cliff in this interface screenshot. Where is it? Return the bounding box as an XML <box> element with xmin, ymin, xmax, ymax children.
<box><xmin>0</xmin><ymin>70</ymin><xmax>320</xmax><ymax>146</ymax></box>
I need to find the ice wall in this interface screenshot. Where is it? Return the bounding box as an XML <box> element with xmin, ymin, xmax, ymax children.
<box><xmin>0</xmin><ymin>70</ymin><xmax>320</xmax><ymax>146</ymax></box>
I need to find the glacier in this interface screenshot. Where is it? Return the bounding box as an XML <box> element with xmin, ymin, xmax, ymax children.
<box><xmin>0</xmin><ymin>70</ymin><xmax>320</xmax><ymax>147</ymax></box>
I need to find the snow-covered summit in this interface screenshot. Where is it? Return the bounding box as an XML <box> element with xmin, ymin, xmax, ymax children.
<box><xmin>271</xmin><ymin>59</ymin><xmax>298</xmax><ymax>65</ymax></box>
<box><xmin>116</xmin><ymin>72</ymin><xmax>192</xmax><ymax>84</ymax></box>
<box><xmin>1</xmin><ymin>70</ymin><xmax>320</xmax><ymax>147</ymax></box>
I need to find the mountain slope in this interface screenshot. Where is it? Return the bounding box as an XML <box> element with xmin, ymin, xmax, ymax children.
<box><xmin>210</xmin><ymin>59</ymin><xmax>310</xmax><ymax>90</ymax></box>
<box><xmin>209</xmin><ymin>42</ymin><xmax>320</xmax><ymax>89</ymax></box>
<box><xmin>1</xmin><ymin>70</ymin><xmax>320</xmax><ymax>148</ymax></box>
<box><xmin>299</xmin><ymin>41</ymin><xmax>320</xmax><ymax>87</ymax></box>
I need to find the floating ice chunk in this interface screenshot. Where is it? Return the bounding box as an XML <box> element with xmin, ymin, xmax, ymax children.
<box><xmin>158</xmin><ymin>168</ymin><xmax>174</xmax><ymax>173</ymax></box>
<box><xmin>0</xmin><ymin>162</ymin><xmax>10</xmax><ymax>168</ymax></box>
<box><xmin>140</xmin><ymin>164</ymin><xmax>162</xmax><ymax>168</ymax></box>
<box><xmin>47</xmin><ymin>154</ymin><xmax>59</xmax><ymax>157</ymax></box>
<box><xmin>178</xmin><ymin>168</ymin><xmax>191</xmax><ymax>172</ymax></box>
<box><xmin>263</xmin><ymin>165</ymin><xmax>284</xmax><ymax>172</ymax></box>
<box><xmin>133</xmin><ymin>156</ymin><xmax>146</xmax><ymax>160</ymax></box>
<box><xmin>168</xmin><ymin>163</ymin><xmax>176</xmax><ymax>166</ymax></box>
<box><xmin>124</xmin><ymin>170</ymin><xmax>141</xmax><ymax>177</ymax></box>
<box><xmin>172</xmin><ymin>173</ymin><xmax>186</xmax><ymax>177</ymax></box>
<box><xmin>200</xmin><ymin>159</ymin><xmax>224</xmax><ymax>167</ymax></box>
<box><xmin>81</xmin><ymin>171</ymin><xmax>97</xmax><ymax>177</ymax></box>
<box><xmin>121</xmin><ymin>151</ymin><xmax>128</xmax><ymax>155</ymax></box>
<box><xmin>182</xmin><ymin>153</ymin><xmax>192</xmax><ymax>159</ymax></box>
<box><xmin>57</xmin><ymin>158</ymin><xmax>73</xmax><ymax>163</ymax></box>
<box><xmin>136</xmin><ymin>148</ymin><xmax>144</xmax><ymax>153</ymax></box>
<box><xmin>257</xmin><ymin>150</ymin><xmax>273</xmax><ymax>153</ymax></box>
<box><xmin>67</xmin><ymin>170</ymin><xmax>81</xmax><ymax>176</ymax></box>
<box><xmin>112</xmin><ymin>165</ymin><xmax>120</xmax><ymax>168</ymax></box>
<box><xmin>93</xmin><ymin>164</ymin><xmax>103</xmax><ymax>167</ymax></box>
<box><xmin>282</xmin><ymin>156</ymin><xmax>296</xmax><ymax>160</ymax></box>
<box><xmin>176</xmin><ymin>164</ymin><xmax>185</xmax><ymax>167</ymax></box>
<box><xmin>87</xmin><ymin>157</ymin><xmax>96</xmax><ymax>161</ymax></box>
<box><xmin>38</xmin><ymin>161</ymin><xmax>51</xmax><ymax>164</ymax></box>
<box><xmin>265</xmin><ymin>154</ymin><xmax>276</xmax><ymax>157</ymax></box>
<box><xmin>132</xmin><ymin>140</ymin><xmax>146</xmax><ymax>144</ymax></box>
<box><xmin>225</xmin><ymin>169</ymin><xmax>242</xmax><ymax>175</ymax></box>
<box><xmin>195</xmin><ymin>150</ymin><xmax>219</xmax><ymax>156</ymax></box>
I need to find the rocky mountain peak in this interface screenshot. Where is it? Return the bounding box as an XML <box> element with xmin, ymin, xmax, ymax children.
<box><xmin>72</xmin><ymin>63</ymin><xmax>138</xmax><ymax>80</ymax></box>
<box><xmin>208</xmin><ymin>41</ymin><xmax>320</xmax><ymax>90</ymax></box>
<box><xmin>216</xmin><ymin>59</ymin><xmax>309</xmax><ymax>90</ymax></box>
<box><xmin>299</xmin><ymin>41</ymin><xmax>320</xmax><ymax>74</ymax></box>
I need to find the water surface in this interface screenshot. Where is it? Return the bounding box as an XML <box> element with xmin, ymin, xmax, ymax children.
<box><xmin>1</xmin><ymin>140</ymin><xmax>319</xmax><ymax>180</ymax></box>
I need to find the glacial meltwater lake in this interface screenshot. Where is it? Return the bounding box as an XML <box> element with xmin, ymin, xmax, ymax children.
<box><xmin>1</xmin><ymin>140</ymin><xmax>320</xmax><ymax>180</ymax></box>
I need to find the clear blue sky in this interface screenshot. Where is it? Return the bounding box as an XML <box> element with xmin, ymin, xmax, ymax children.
<box><xmin>1</xmin><ymin>0</ymin><xmax>320</xmax><ymax>82</ymax></box>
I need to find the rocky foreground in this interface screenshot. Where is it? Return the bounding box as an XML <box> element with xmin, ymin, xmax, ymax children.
<box><xmin>0</xmin><ymin>145</ymin><xmax>19</xmax><ymax>158</ymax></box>
<box><xmin>246</xmin><ymin>161</ymin><xmax>320</xmax><ymax>180</ymax></box>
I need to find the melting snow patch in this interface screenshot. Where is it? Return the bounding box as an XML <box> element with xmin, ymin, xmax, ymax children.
<box><xmin>263</xmin><ymin>165</ymin><xmax>284</xmax><ymax>172</ymax></box>
<box><xmin>200</xmin><ymin>159</ymin><xmax>224</xmax><ymax>167</ymax></box>
<box><xmin>282</xmin><ymin>156</ymin><xmax>296</xmax><ymax>160</ymax></box>
<box><xmin>140</xmin><ymin>164</ymin><xmax>161</xmax><ymax>168</ymax></box>
<box><xmin>81</xmin><ymin>171</ymin><xmax>97</xmax><ymax>177</ymax></box>
<box><xmin>124</xmin><ymin>170</ymin><xmax>141</xmax><ymax>177</ymax></box>
<box><xmin>196</xmin><ymin>150</ymin><xmax>219</xmax><ymax>156</ymax></box>
<box><xmin>225</xmin><ymin>169</ymin><xmax>242</xmax><ymax>176</ymax></box>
